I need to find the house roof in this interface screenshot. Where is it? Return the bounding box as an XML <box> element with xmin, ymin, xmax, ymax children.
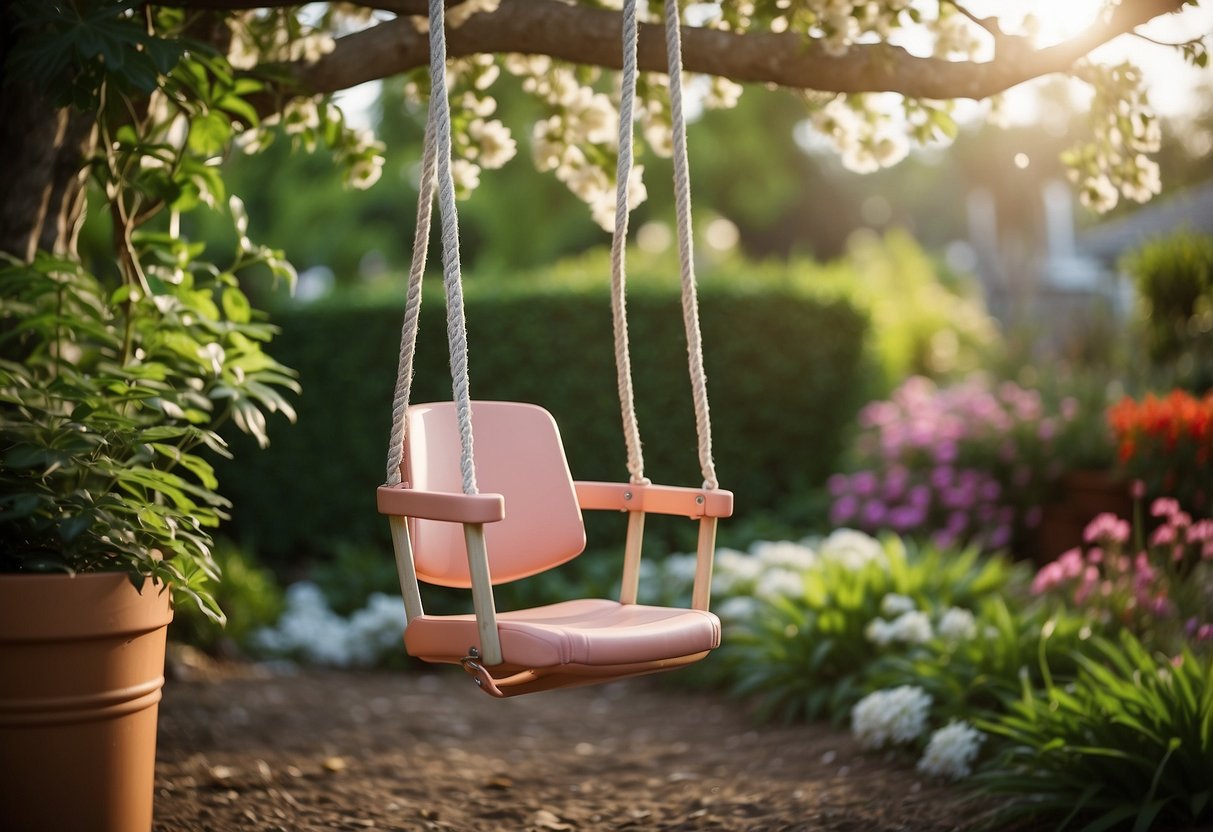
<box><xmin>1078</xmin><ymin>180</ymin><xmax>1213</xmax><ymax>263</ymax></box>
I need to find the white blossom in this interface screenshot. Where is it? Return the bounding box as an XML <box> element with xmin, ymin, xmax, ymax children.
<box><xmin>712</xmin><ymin>548</ymin><xmax>764</xmax><ymax>594</ymax></box>
<box><xmin>254</xmin><ymin>582</ymin><xmax>406</xmax><ymax>668</ymax></box>
<box><xmin>704</xmin><ymin>77</ymin><xmax>743</xmax><ymax>110</ymax></box>
<box><xmin>663</xmin><ymin>553</ymin><xmax>700</xmax><ymax>586</ymax></box>
<box><xmin>716</xmin><ymin>595</ymin><xmax>760</xmax><ymax>621</ymax></box>
<box><xmin>468</xmin><ymin>118</ymin><xmax>517</xmax><ymax>169</ymax></box>
<box><xmin>880</xmin><ymin>593</ymin><xmax>916</xmax><ymax>616</ymax></box>
<box><xmin>937</xmin><ymin>607</ymin><xmax>978</xmax><ymax>642</ymax></box>
<box><xmin>819</xmin><ymin>529</ymin><xmax>886</xmax><ymax>570</ymax></box>
<box><xmin>918</xmin><ymin>721</ymin><xmax>985</xmax><ymax>779</ymax></box>
<box><xmin>851</xmin><ymin>686</ymin><xmax>933</xmax><ymax>749</ymax></box>
<box><xmin>752</xmin><ymin>540</ymin><xmax>817</xmax><ymax>571</ymax></box>
<box><xmin>866</xmin><ymin>610</ymin><xmax>932</xmax><ymax>645</ymax></box>
<box><xmin>755</xmin><ymin>568</ymin><xmax>804</xmax><ymax>599</ymax></box>
<box><xmin>347</xmin><ymin>157</ymin><xmax>384</xmax><ymax>190</ymax></box>
<box><xmin>448</xmin><ymin>0</ymin><xmax>500</xmax><ymax>28</ymax></box>
<box><xmin>451</xmin><ymin>158</ymin><xmax>482</xmax><ymax>193</ymax></box>
<box><xmin>282</xmin><ymin>98</ymin><xmax>320</xmax><ymax>136</ymax></box>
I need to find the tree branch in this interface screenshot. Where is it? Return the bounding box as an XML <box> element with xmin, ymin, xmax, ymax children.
<box><xmin>230</xmin><ymin>0</ymin><xmax>1187</xmax><ymax>105</ymax></box>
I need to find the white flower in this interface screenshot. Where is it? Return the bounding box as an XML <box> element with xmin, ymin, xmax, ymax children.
<box><xmin>937</xmin><ymin>607</ymin><xmax>978</xmax><ymax>642</ymax></box>
<box><xmin>918</xmin><ymin>721</ymin><xmax>985</xmax><ymax>779</ymax></box>
<box><xmin>282</xmin><ymin>97</ymin><xmax>320</xmax><ymax>135</ymax></box>
<box><xmin>890</xmin><ymin>610</ymin><xmax>933</xmax><ymax>643</ymax></box>
<box><xmin>447</xmin><ymin>0</ymin><xmax>499</xmax><ymax>27</ymax></box>
<box><xmin>451</xmin><ymin>158</ymin><xmax>481</xmax><ymax>193</ymax></box>
<box><xmin>254</xmin><ymin>583</ymin><xmax>407</xmax><ymax>668</ymax></box>
<box><xmin>851</xmin><ymin>686</ymin><xmax>933</xmax><ymax>749</ymax></box>
<box><xmin>663</xmin><ymin>553</ymin><xmax>700</xmax><ymax>586</ymax></box>
<box><xmin>820</xmin><ymin>529</ymin><xmax>886</xmax><ymax>570</ymax></box>
<box><xmin>716</xmin><ymin>596</ymin><xmax>759</xmax><ymax>622</ymax></box>
<box><xmin>712</xmin><ymin>549</ymin><xmax>763</xmax><ymax>594</ymax></box>
<box><xmin>704</xmin><ymin>77</ymin><xmax>743</xmax><ymax>110</ymax></box>
<box><xmin>347</xmin><ymin>156</ymin><xmax>384</xmax><ymax>190</ymax></box>
<box><xmin>880</xmin><ymin>593</ymin><xmax>916</xmax><ymax>616</ymax></box>
<box><xmin>468</xmin><ymin>118</ymin><xmax>517</xmax><ymax>169</ymax></box>
<box><xmin>1079</xmin><ymin>174</ymin><xmax>1119</xmax><ymax>213</ymax></box>
<box><xmin>643</xmin><ymin>118</ymin><xmax>674</xmax><ymax>158</ymax></box>
<box><xmin>579</xmin><ymin>92</ymin><xmax>617</xmax><ymax>145</ymax></box>
<box><xmin>751</xmin><ymin>540</ymin><xmax>817</xmax><ymax>571</ymax></box>
<box><xmin>755</xmin><ymin>568</ymin><xmax>803</xmax><ymax>599</ymax></box>
<box><xmin>865</xmin><ymin>617</ymin><xmax>893</xmax><ymax>646</ymax></box>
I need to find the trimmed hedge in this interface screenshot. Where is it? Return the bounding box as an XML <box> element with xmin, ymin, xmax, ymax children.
<box><xmin>217</xmin><ymin>267</ymin><xmax>869</xmax><ymax>564</ymax></box>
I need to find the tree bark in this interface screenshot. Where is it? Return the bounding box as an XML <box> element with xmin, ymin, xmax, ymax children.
<box><xmin>0</xmin><ymin>11</ymin><xmax>95</xmax><ymax>261</ymax></box>
<box><xmin>260</xmin><ymin>0</ymin><xmax>1187</xmax><ymax>104</ymax></box>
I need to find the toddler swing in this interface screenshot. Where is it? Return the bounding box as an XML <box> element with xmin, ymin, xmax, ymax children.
<box><xmin>376</xmin><ymin>0</ymin><xmax>733</xmax><ymax>698</ymax></box>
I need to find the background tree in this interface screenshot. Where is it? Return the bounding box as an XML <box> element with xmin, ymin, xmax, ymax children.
<box><xmin>1</xmin><ymin>0</ymin><xmax>1206</xmax><ymax>268</ymax></box>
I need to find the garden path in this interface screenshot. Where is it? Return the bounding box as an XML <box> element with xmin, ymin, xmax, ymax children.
<box><xmin>154</xmin><ymin>659</ymin><xmax>989</xmax><ymax>832</ymax></box>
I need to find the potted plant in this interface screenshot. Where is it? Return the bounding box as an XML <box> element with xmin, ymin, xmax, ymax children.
<box><xmin>1107</xmin><ymin>389</ymin><xmax>1213</xmax><ymax>517</ymax></box>
<box><xmin>1</xmin><ymin>4</ymin><xmax>301</xmax><ymax>829</ymax></box>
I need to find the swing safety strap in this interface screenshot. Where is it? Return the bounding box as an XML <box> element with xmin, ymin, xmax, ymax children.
<box><xmin>385</xmin><ymin>0</ymin><xmax>719</xmax><ymax>496</ymax></box>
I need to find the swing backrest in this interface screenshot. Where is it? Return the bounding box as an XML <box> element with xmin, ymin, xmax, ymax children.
<box><xmin>403</xmin><ymin>401</ymin><xmax>587</xmax><ymax>588</ymax></box>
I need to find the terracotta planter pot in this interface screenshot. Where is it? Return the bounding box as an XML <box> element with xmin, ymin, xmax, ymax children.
<box><xmin>1035</xmin><ymin>470</ymin><xmax>1134</xmax><ymax>564</ymax></box>
<box><xmin>0</xmin><ymin>572</ymin><xmax>173</xmax><ymax>832</ymax></box>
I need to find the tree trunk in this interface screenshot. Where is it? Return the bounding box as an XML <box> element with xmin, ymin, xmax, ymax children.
<box><xmin>0</xmin><ymin>9</ymin><xmax>95</xmax><ymax>261</ymax></box>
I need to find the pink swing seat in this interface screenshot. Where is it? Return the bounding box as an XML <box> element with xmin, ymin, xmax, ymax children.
<box><xmin>377</xmin><ymin>401</ymin><xmax>732</xmax><ymax>697</ymax></box>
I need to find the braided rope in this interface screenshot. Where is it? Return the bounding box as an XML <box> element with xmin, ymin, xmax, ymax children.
<box><xmin>385</xmin><ymin>104</ymin><xmax>439</xmax><ymax>486</ymax></box>
<box><xmin>610</xmin><ymin>0</ymin><xmax>647</xmax><ymax>486</ymax></box>
<box><xmin>662</xmin><ymin>0</ymin><xmax>718</xmax><ymax>490</ymax></box>
<box><xmin>429</xmin><ymin>0</ymin><xmax>477</xmax><ymax>495</ymax></box>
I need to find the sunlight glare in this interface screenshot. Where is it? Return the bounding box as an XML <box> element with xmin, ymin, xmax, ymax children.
<box><xmin>1030</xmin><ymin>0</ymin><xmax>1107</xmax><ymax>44</ymax></box>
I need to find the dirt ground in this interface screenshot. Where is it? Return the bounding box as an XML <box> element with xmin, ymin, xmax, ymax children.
<box><xmin>154</xmin><ymin>656</ymin><xmax>998</xmax><ymax>832</ymax></box>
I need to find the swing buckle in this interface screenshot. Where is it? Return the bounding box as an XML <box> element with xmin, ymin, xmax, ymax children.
<box><xmin>460</xmin><ymin>647</ymin><xmax>506</xmax><ymax>697</ymax></box>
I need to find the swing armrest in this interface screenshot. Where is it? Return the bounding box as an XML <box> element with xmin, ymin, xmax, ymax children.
<box><xmin>377</xmin><ymin>483</ymin><xmax>506</xmax><ymax>524</ymax></box>
<box><xmin>575</xmin><ymin>481</ymin><xmax>733</xmax><ymax>519</ymax></box>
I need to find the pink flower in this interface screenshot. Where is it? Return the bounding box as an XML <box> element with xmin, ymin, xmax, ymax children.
<box><xmin>1150</xmin><ymin>524</ymin><xmax>1177</xmax><ymax>547</ymax></box>
<box><xmin>1058</xmin><ymin>548</ymin><xmax>1084</xmax><ymax>580</ymax></box>
<box><xmin>1074</xmin><ymin>565</ymin><xmax>1100</xmax><ymax>604</ymax></box>
<box><xmin>1084</xmin><ymin>513</ymin><xmax>1130</xmax><ymax>546</ymax></box>
<box><xmin>1151</xmin><ymin>498</ymin><xmax>1180</xmax><ymax>518</ymax></box>
<box><xmin>1032</xmin><ymin>562</ymin><xmax>1064</xmax><ymax>594</ymax></box>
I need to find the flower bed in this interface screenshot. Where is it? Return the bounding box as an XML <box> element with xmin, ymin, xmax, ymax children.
<box><xmin>827</xmin><ymin>376</ymin><xmax>1082</xmax><ymax>551</ymax></box>
<box><xmin>1108</xmin><ymin>389</ymin><xmax>1213</xmax><ymax>516</ymax></box>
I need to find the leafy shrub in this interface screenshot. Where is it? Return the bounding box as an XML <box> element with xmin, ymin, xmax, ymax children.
<box><xmin>214</xmin><ymin>258</ymin><xmax>870</xmax><ymax>565</ymax></box>
<box><xmin>816</xmin><ymin>230</ymin><xmax>999</xmax><ymax>384</ymax></box>
<box><xmin>651</xmin><ymin>531</ymin><xmax>1024</xmax><ymax>724</ymax></box>
<box><xmin>1122</xmin><ymin>231</ymin><xmax>1213</xmax><ymax>388</ymax></box>
<box><xmin>170</xmin><ymin>540</ymin><xmax>284</xmax><ymax>652</ymax></box>
<box><xmin>0</xmin><ymin>255</ymin><xmax>296</xmax><ymax>618</ymax></box>
<box><xmin>978</xmin><ymin>633</ymin><xmax>1213</xmax><ymax>832</ymax></box>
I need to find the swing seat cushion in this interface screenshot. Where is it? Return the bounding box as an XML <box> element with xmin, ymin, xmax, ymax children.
<box><xmin>404</xmin><ymin>599</ymin><xmax>721</xmax><ymax>668</ymax></box>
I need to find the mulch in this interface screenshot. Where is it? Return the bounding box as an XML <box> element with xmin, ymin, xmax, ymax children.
<box><xmin>153</xmin><ymin>655</ymin><xmax>999</xmax><ymax>832</ymax></box>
